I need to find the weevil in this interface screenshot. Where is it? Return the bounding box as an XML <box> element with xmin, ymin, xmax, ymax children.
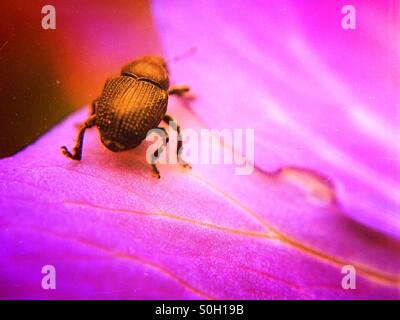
<box><xmin>61</xmin><ymin>55</ymin><xmax>191</xmax><ymax>178</ymax></box>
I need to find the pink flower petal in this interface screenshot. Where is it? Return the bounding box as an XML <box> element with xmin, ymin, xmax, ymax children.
<box><xmin>152</xmin><ymin>0</ymin><xmax>400</xmax><ymax>238</ymax></box>
<box><xmin>1</xmin><ymin>0</ymin><xmax>399</xmax><ymax>300</ymax></box>
<box><xmin>0</xmin><ymin>100</ymin><xmax>399</xmax><ymax>299</ymax></box>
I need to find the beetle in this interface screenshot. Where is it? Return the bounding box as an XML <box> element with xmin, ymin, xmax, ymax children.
<box><xmin>61</xmin><ymin>55</ymin><xmax>191</xmax><ymax>178</ymax></box>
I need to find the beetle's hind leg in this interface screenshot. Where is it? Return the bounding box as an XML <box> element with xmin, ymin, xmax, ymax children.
<box><xmin>61</xmin><ymin>114</ymin><xmax>96</xmax><ymax>161</ymax></box>
<box><xmin>150</xmin><ymin>127</ymin><xmax>169</xmax><ymax>179</ymax></box>
<box><xmin>168</xmin><ymin>85</ymin><xmax>196</xmax><ymax>101</ymax></box>
<box><xmin>168</xmin><ymin>85</ymin><xmax>190</xmax><ymax>96</ymax></box>
<box><xmin>162</xmin><ymin>114</ymin><xmax>191</xmax><ymax>169</ymax></box>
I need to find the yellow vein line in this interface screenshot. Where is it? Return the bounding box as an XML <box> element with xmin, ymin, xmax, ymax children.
<box><xmin>63</xmin><ymin>200</ymin><xmax>273</xmax><ymax>240</ymax></box>
<box><xmin>12</xmin><ymin>165</ymin><xmax>400</xmax><ymax>287</ymax></box>
<box><xmin>2</xmin><ymin>224</ymin><xmax>215</xmax><ymax>300</ymax></box>
<box><xmin>188</xmin><ymin>171</ymin><xmax>400</xmax><ymax>288</ymax></box>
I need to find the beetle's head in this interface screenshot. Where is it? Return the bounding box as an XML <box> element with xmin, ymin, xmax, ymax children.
<box><xmin>121</xmin><ymin>56</ymin><xmax>169</xmax><ymax>90</ymax></box>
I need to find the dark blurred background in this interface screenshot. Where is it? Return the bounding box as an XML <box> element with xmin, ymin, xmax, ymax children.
<box><xmin>0</xmin><ymin>0</ymin><xmax>161</xmax><ymax>158</ymax></box>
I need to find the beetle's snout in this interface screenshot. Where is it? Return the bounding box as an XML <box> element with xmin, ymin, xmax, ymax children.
<box><xmin>102</xmin><ymin>139</ymin><xmax>126</xmax><ymax>152</ymax></box>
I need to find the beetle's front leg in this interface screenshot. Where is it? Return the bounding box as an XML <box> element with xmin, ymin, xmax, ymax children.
<box><xmin>162</xmin><ymin>114</ymin><xmax>191</xmax><ymax>169</ymax></box>
<box><xmin>61</xmin><ymin>115</ymin><xmax>96</xmax><ymax>160</ymax></box>
<box><xmin>150</xmin><ymin>127</ymin><xmax>169</xmax><ymax>179</ymax></box>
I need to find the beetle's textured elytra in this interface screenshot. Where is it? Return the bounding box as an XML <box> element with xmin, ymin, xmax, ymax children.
<box><xmin>97</xmin><ymin>76</ymin><xmax>168</xmax><ymax>151</ymax></box>
<box><xmin>61</xmin><ymin>55</ymin><xmax>191</xmax><ymax>178</ymax></box>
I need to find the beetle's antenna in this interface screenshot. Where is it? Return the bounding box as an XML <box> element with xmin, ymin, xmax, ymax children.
<box><xmin>168</xmin><ymin>47</ymin><xmax>197</xmax><ymax>64</ymax></box>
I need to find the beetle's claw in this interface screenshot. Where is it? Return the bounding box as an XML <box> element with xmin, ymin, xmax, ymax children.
<box><xmin>180</xmin><ymin>161</ymin><xmax>192</xmax><ymax>170</ymax></box>
<box><xmin>184</xmin><ymin>164</ymin><xmax>192</xmax><ymax>170</ymax></box>
<box><xmin>61</xmin><ymin>146</ymin><xmax>81</xmax><ymax>160</ymax></box>
<box><xmin>151</xmin><ymin>164</ymin><xmax>161</xmax><ymax>179</ymax></box>
<box><xmin>151</xmin><ymin>171</ymin><xmax>161</xmax><ymax>179</ymax></box>
<box><xmin>61</xmin><ymin>146</ymin><xmax>73</xmax><ymax>158</ymax></box>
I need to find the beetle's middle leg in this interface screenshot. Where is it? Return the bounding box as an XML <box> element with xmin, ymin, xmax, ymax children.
<box><xmin>150</xmin><ymin>127</ymin><xmax>169</xmax><ymax>179</ymax></box>
<box><xmin>61</xmin><ymin>114</ymin><xmax>96</xmax><ymax>161</ymax></box>
<box><xmin>162</xmin><ymin>114</ymin><xmax>191</xmax><ymax>169</ymax></box>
